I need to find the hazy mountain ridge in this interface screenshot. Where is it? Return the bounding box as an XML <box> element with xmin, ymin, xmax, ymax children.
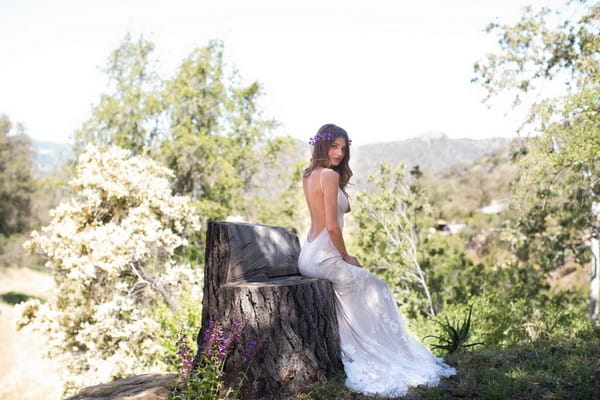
<box><xmin>346</xmin><ymin>133</ymin><xmax>512</xmax><ymax>189</ymax></box>
<box><xmin>353</xmin><ymin>133</ymin><xmax>512</xmax><ymax>176</ymax></box>
<box><xmin>31</xmin><ymin>134</ymin><xmax>514</xmax><ymax>184</ymax></box>
<box><xmin>31</xmin><ymin>140</ymin><xmax>73</xmax><ymax>175</ymax></box>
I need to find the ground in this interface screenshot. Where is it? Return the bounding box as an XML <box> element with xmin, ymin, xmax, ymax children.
<box><xmin>0</xmin><ymin>267</ymin><xmax>62</xmax><ymax>400</ymax></box>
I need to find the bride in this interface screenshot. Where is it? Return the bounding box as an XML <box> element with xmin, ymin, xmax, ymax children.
<box><xmin>298</xmin><ymin>123</ymin><xmax>456</xmax><ymax>397</ymax></box>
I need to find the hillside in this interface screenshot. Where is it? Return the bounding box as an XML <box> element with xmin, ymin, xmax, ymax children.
<box><xmin>351</xmin><ymin>133</ymin><xmax>513</xmax><ymax>188</ymax></box>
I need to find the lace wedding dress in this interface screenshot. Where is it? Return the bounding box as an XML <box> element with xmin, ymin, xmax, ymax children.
<box><xmin>298</xmin><ymin>188</ymin><xmax>456</xmax><ymax>397</ymax></box>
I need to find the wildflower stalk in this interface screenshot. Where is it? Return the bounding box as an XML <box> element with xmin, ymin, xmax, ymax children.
<box><xmin>170</xmin><ymin>319</ymin><xmax>258</xmax><ymax>400</ymax></box>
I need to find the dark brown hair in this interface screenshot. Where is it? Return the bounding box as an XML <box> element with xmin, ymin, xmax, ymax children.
<box><xmin>303</xmin><ymin>123</ymin><xmax>353</xmax><ymax>193</ymax></box>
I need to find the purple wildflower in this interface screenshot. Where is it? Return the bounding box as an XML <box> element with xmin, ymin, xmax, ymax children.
<box><xmin>211</xmin><ymin>323</ymin><xmax>224</xmax><ymax>359</ymax></box>
<box><xmin>175</xmin><ymin>329</ymin><xmax>194</xmax><ymax>382</ymax></box>
<box><xmin>200</xmin><ymin>319</ymin><xmax>216</xmax><ymax>355</ymax></box>
<box><xmin>217</xmin><ymin>333</ymin><xmax>229</xmax><ymax>360</ymax></box>
<box><xmin>199</xmin><ymin>318</ymin><xmax>253</xmax><ymax>367</ymax></box>
<box><xmin>206</xmin><ymin>323</ymin><xmax>220</xmax><ymax>356</ymax></box>
<box><xmin>218</xmin><ymin>318</ymin><xmax>243</xmax><ymax>359</ymax></box>
<box><xmin>242</xmin><ymin>338</ymin><xmax>258</xmax><ymax>363</ymax></box>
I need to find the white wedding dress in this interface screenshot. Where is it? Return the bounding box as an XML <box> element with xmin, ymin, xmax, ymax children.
<box><xmin>298</xmin><ymin>188</ymin><xmax>456</xmax><ymax>397</ymax></box>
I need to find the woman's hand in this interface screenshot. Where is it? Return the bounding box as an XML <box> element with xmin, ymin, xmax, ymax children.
<box><xmin>343</xmin><ymin>254</ymin><xmax>361</xmax><ymax>267</ymax></box>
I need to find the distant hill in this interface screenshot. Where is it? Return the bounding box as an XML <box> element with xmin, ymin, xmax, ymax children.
<box><xmin>281</xmin><ymin>133</ymin><xmax>511</xmax><ymax>191</ymax></box>
<box><xmin>351</xmin><ymin>133</ymin><xmax>513</xmax><ymax>188</ymax></box>
<box><xmin>31</xmin><ymin>140</ymin><xmax>73</xmax><ymax>175</ymax></box>
<box><xmin>29</xmin><ymin>133</ymin><xmax>515</xmax><ymax>189</ymax></box>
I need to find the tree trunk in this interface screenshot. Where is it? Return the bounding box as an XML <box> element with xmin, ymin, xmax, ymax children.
<box><xmin>195</xmin><ymin>222</ymin><xmax>342</xmax><ymax>399</ymax></box>
<box><xmin>590</xmin><ymin>200</ymin><xmax>599</xmax><ymax>320</ymax></box>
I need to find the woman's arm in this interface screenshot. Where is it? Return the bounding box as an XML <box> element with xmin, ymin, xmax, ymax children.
<box><xmin>321</xmin><ymin>169</ymin><xmax>360</xmax><ymax>266</ymax></box>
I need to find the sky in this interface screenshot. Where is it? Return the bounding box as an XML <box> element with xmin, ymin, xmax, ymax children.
<box><xmin>0</xmin><ymin>0</ymin><xmax>569</xmax><ymax>146</ymax></box>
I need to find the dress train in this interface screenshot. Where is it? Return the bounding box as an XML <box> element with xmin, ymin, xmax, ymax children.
<box><xmin>298</xmin><ymin>189</ymin><xmax>455</xmax><ymax>397</ymax></box>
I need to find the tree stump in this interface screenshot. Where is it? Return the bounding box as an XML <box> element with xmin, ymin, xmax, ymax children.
<box><xmin>195</xmin><ymin>221</ymin><xmax>342</xmax><ymax>399</ymax></box>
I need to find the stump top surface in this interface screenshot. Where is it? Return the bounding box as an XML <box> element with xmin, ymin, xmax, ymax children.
<box><xmin>209</xmin><ymin>221</ymin><xmax>301</xmax><ymax>284</ymax></box>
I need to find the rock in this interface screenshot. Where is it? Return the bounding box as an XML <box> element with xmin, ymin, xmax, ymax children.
<box><xmin>65</xmin><ymin>374</ymin><xmax>177</xmax><ymax>400</ymax></box>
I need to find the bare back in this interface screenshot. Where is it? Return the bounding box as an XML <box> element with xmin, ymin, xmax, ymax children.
<box><xmin>303</xmin><ymin>168</ymin><xmax>348</xmax><ymax>242</ymax></box>
<box><xmin>303</xmin><ymin>169</ymin><xmax>328</xmax><ymax>242</ymax></box>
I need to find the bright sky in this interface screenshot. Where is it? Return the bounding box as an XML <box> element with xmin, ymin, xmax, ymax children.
<box><xmin>0</xmin><ymin>0</ymin><xmax>568</xmax><ymax>145</ymax></box>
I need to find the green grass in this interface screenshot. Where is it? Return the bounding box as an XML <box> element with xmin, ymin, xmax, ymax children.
<box><xmin>0</xmin><ymin>291</ymin><xmax>46</xmax><ymax>305</ymax></box>
<box><xmin>287</xmin><ymin>335</ymin><xmax>600</xmax><ymax>400</ymax></box>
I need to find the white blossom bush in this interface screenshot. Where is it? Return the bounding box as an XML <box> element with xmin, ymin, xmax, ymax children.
<box><xmin>17</xmin><ymin>145</ymin><xmax>203</xmax><ymax>395</ymax></box>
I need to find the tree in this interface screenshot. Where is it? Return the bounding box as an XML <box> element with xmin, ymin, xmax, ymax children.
<box><xmin>160</xmin><ymin>40</ymin><xmax>281</xmax><ymax>221</ymax></box>
<box><xmin>18</xmin><ymin>145</ymin><xmax>202</xmax><ymax>395</ymax></box>
<box><xmin>75</xmin><ymin>35</ymin><xmax>285</xmax><ymax>222</ymax></box>
<box><xmin>355</xmin><ymin>164</ymin><xmax>437</xmax><ymax>317</ymax></box>
<box><xmin>0</xmin><ymin>114</ymin><xmax>35</xmax><ymax>236</ymax></box>
<box><xmin>75</xmin><ymin>34</ymin><xmax>163</xmax><ymax>154</ymax></box>
<box><xmin>473</xmin><ymin>1</ymin><xmax>599</xmax><ymax>317</ymax></box>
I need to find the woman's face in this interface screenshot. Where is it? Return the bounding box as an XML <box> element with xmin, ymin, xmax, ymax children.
<box><xmin>327</xmin><ymin>136</ymin><xmax>347</xmax><ymax>167</ymax></box>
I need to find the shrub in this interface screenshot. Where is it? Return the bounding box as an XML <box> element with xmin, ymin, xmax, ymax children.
<box><xmin>16</xmin><ymin>145</ymin><xmax>202</xmax><ymax>395</ymax></box>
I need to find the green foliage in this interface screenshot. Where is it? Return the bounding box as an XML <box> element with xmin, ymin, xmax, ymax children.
<box><xmin>162</xmin><ymin>39</ymin><xmax>285</xmax><ymax>222</ymax></box>
<box><xmin>350</xmin><ymin>17</ymin><xmax>596</xmax><ymax>384</ymax></box>
<box><xmin>169</xmin><ymin>330</ymin><xmax>237</xmax><ymax>400</ymax></box>
<box><xmin>0</xmin><ymin>114</ymin><xmax>35</xmax><ymax>237</ymax></box>
<box><xmin>153</xmin><ymin>287</ymin><xmax>203</xmax><ymax>370</ymax></box>
<box><xmin>473</xmin><ymin>1</ymin><xmax>600</xmax><ymax>287</ymax></box>
<box><xmin>75</xmin><ymin>35</ymin><xmax>285</xmax><ymax>224</ymax></box>
<box><xmin>75</xmin><ymin>34</ymin><xmax>162</xmax><ymax>154</ymax></box>
<box><xmin>355</xmin><ymin>163</ymin><xmax>437</xmax><ymax>317</ymax></box>
<box><xmin>0</xmin><ymin>291</ymin><xmax>45</xmax><ymax>305</ymax></box>
<box><xmin>424</xmin><ymin>305</ymin><xmax>483</xmax><ymax>354</ymax></box>
<box><xmin>354</xmin><ymin>163</ymin><xmax>493</xmax><ymax>319</ymax></box>
<box><xmin>243</xmin><ymin>156</ymin><xmax>307</xmax><ymax>234</ymax></box>
<box><xmin>419</xmin><ymin>233</ymin><xmax>489</xmax><ymax>309</ymax></box>
<box><xmin>30</xmin><ymin>174</ymin><xmax>71</xmax><ymax>227</ymax></box>
<box><xmin>507</xmin><ymin>166</ymin><xmax>592</xmax><ymax>280</ymax></box>
<box><xmin>414</xmin><ymin>288</ymin><xmax>592</xmax><ymax>350</ymax></box>
<box><xmin>473</xmin><ymin>2</ymin><xmax>599</xmax><ymax>102</ymax></box>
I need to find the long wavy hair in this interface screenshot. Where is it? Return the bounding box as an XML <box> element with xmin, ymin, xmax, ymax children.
<box><xmin>303</xmin><ymin>123</ymin><xmax>353</xmax><ymax>194</ymax></box>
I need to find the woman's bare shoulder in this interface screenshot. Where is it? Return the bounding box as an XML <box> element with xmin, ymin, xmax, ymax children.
<box><xmin>320</xmin><ymin>168</ymin><xmax>340</xmax><ymax>186</ymax></box>
<box><xmin>321</xmin><ymin>168</ymin><xmax>340</xmax><ymax>177</ymax></box>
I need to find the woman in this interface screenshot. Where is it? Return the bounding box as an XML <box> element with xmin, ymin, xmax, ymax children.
<box><xmin>298</xmin><ymin>123</ymin><xmax>456</xmax><ymax>397</ymax></box>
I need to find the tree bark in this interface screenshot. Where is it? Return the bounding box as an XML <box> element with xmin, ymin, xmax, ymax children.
<box><xmin>590</xmin><ymin>200</ymin><xmax>599</xmax><ymax>320</ymax></box>
<box><xmin>195</xmin><ymin>222</ymin><xmax>342</xmax><ymax>399</ymax></box>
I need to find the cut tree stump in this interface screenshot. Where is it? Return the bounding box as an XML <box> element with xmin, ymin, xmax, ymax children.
<box><xmin>195</xmin><ymin>221</ymin><xmax>342</xmax><ymax>399</ymax></box>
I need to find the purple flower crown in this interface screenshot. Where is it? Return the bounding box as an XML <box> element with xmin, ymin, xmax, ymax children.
<box><xmin>309</xmin><ymin>131</ymin><xmax>352</xmax><ymax>146</ymax></box>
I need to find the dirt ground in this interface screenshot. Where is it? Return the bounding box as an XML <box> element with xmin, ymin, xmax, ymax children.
<box><xmin>0</xmin><ymin>267</ymin><xmax>62</xmax><ymax>400</ymax></box>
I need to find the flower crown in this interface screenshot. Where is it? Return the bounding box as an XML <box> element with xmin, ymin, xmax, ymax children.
<box><xmin>309</xmin><ymin>131</ymin><xmax>352</xmax><ymax>146</ymax></box>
